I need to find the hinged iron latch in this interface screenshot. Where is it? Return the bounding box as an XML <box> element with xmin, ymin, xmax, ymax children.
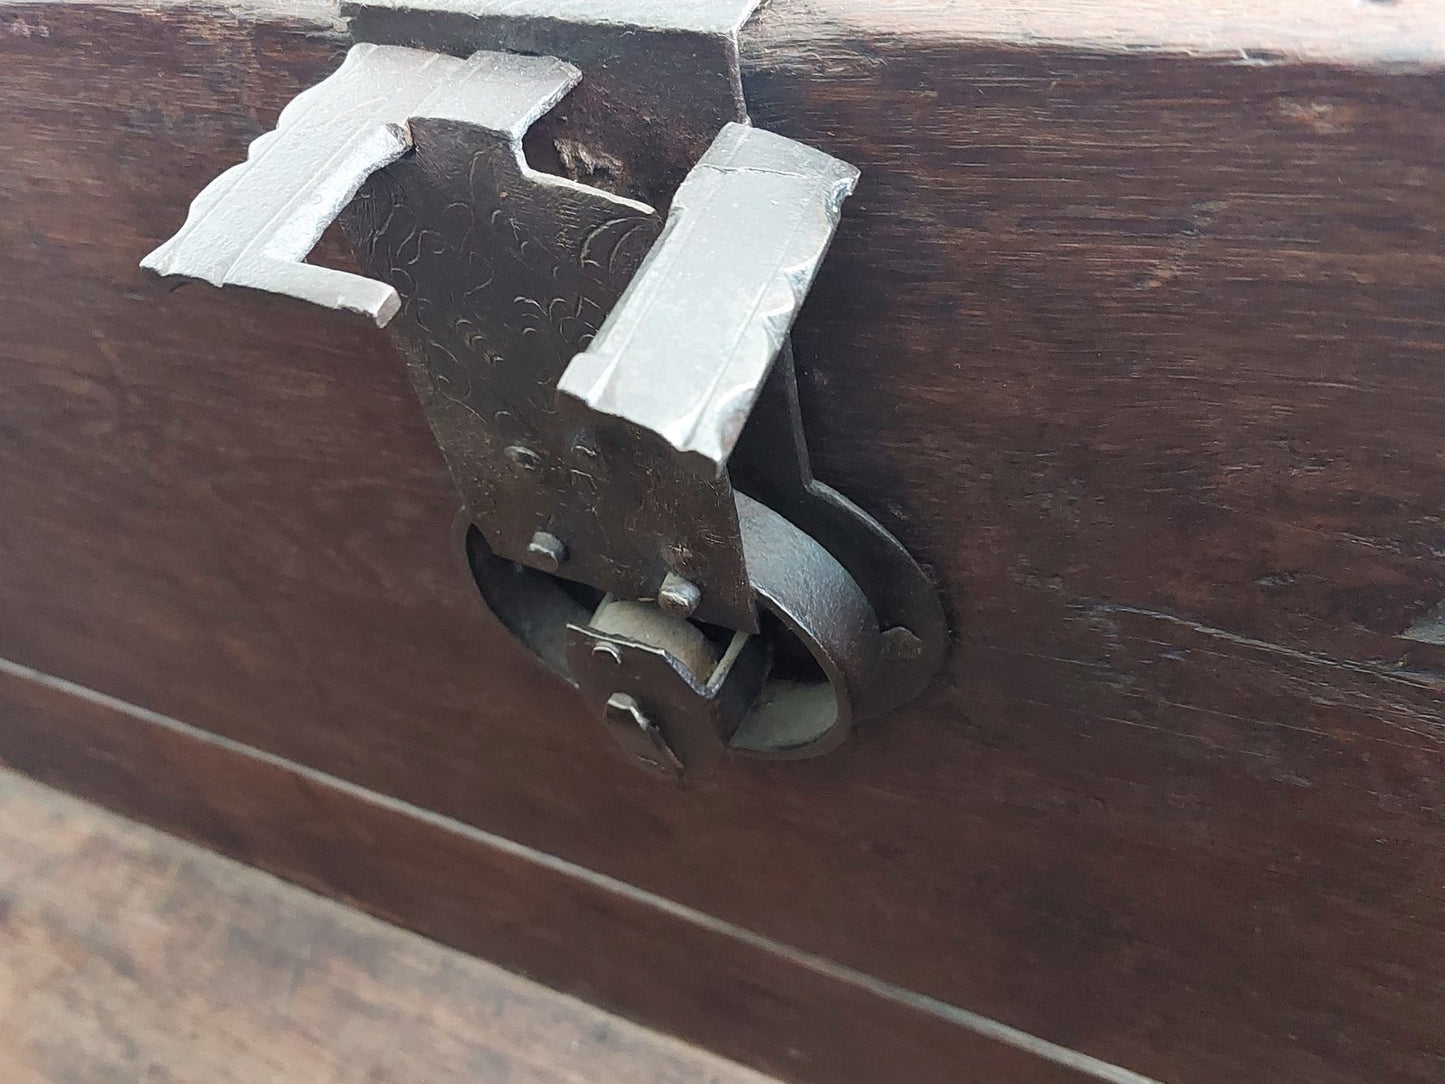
<box><xmin>141</xmin><ymin>1</ymin><xmax>946</xmax><ymax>780</ymax></box>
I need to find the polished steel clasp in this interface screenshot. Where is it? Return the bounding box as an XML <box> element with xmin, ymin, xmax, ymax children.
<box><xmin>141</xmin><ymin>1</ymin><xmax>946</xmax><ymax>780</ymax></box>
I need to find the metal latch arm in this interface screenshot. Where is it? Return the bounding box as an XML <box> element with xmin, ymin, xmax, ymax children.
<box><xmin>558</xmin><ymin>124</ymin><xmax>860</xmax><ymax>480</ymax></box>
<box><xmin>141</xmin><ymin>45</ymin><xmax>582</xmax><ymax>327</ymax></box>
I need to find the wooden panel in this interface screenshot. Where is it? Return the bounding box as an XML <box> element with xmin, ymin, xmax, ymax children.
<box><xmin>0</xmin><ymin>663</ymin><xmax>1108</xmax><ymax>1084</ymax></box>
<box><xmin>1</xmin><ymin>2</ymin><xmax>1443</xmax><ymax>1082</ymax></box>
<box><xmin>0</xmin><ymin>766</ymin><xmax>781</xmax><ymax>1084</ymax></box>
<box><xmin>749</xmin><ymin>0</ymin><xmax>1445</xmax><ymax>669</ymax></box>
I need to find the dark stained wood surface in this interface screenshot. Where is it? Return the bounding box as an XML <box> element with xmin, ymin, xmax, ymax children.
<box><xmin>0</xmin><ymin>662</ymin><xmax>1120</xmax><ymax>1084</ymax></box>
<box><xmin>0</xmin><ymin>765</ymin><xmax>783</xmax><ymax>1084</ymax></box>
<box><xmin>1</xmin><ymin>2</ymin><xmax>1444</xmax><ymax>1083</ymax></box>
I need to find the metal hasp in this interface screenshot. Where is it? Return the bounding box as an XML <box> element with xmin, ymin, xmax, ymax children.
<box><xmin>140</xmin><ymin>1</ymin><xmax>947</xmax><ymax>781</ymax></box>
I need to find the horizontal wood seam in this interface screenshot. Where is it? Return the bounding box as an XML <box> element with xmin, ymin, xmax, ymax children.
<box><xmin>0</xmin><ymin>651</ymin><xmax>1163</xmax><ymax>1084</ymax></box>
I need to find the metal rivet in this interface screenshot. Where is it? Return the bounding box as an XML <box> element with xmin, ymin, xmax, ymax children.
<box><xmin>605</xmin><ymin>692</ymin><xmax>645</xmax><ymax>724</ymax></box>
<box><xmin>526</xmin><ymin>530</ymin><xmax>567</xmax><ymax>572</ymax></box>
<box><xmin>592</xmin><ymin>642</ymin><xmax>622</xmax><ymax>666</ymax></box>
<box><xmin>657</xmin><ymin>572</ymin><xmax>702</xmax><ymax>619</ymax></box>
<box><xmin>603</xmin><ymin>692</ymin><xmax>683</xmax><ymax>776</ymax></box>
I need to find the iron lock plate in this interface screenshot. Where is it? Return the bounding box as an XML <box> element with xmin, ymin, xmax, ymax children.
<box><xmin>141</xmin><ymin>1</ymin><xmax>947</xmax><ymax>779</ymax></box>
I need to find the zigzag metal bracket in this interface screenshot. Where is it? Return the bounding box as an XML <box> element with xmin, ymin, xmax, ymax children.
<box><xmin>142</xmin><ymin>3</ymin><xmax>946</xmax><ymax>780</ymax></box>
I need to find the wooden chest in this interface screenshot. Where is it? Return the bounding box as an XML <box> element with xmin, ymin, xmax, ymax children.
<box><xmin>2</xmin><ymin>2</ymin><xmax>1443</xmax><ymax>1081</ymax></box>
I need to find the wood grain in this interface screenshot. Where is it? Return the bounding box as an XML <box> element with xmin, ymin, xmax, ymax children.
<box><xmin>0</xmin><ymin>765</ymin><xmax>782</xmax><ymax>1084</ymax></box>
<box><xmin>0</xmin><ymin>662</ymin><xmax>1116</xmax><ymax>1084</ymax></box>
<box><xmin>1</xmin><ymin>2</ymin><xmax>1443</xmax><ymax>1083</ymax></box>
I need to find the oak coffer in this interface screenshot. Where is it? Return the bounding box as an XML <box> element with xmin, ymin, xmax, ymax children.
<box><xmin>2</xmin><ymin>2</ymin><xmax>1443</xmax><ymax>1082</ymax></box>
